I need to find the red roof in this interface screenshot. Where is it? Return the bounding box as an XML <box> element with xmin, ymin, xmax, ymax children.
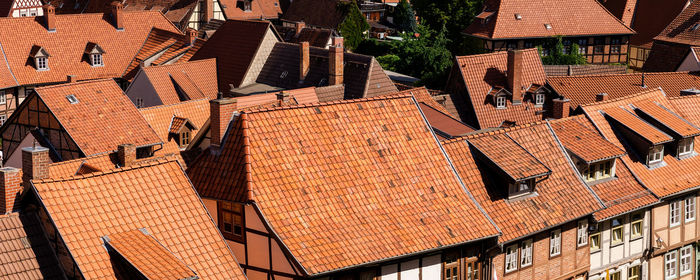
<box><xmin>133</xmin><ymin>59</ymin><xmax>218</xmax><ymax>105</ymax></box>
<box><xmin>633</xmin><ymin>100</ymin><xmax>700</xmax><ymax>138</ymax></box>
<box><xmin>123</xmin><ymin>27</ymin><xmax>206</xmax><ymax>81</ymax></box>
<box><xmin>604</xmin><ymin>106</ymin><xmax>673</xmax><ymax>145</ymax></box>
<box><xmin>670</xmin><ymin>94</ymin><xmax>700</xmax><ymax>124</ymax></box>
<box><xmin>653</xmin><ymin>0</ymin><xmax>700</xmax><ymax>46</ymax></box>
<box><xmin>140</xmin><ymin>99</ymin><xmax>211</xmax><ymax>160</ymax></box>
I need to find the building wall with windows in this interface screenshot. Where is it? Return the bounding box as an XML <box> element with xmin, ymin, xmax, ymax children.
<box><xmin>588</xmin><ymin>210</ymin><xmax>651</xmax><ymax>280</ymax></box>
<box><xmin>649</xmin><ymin>195</ymin><xmax>700</xmax><ymax>280</ymax></box>
<box><xmin>480</xmin><ymin>35</ymin><xmax>630</xmax><ymax>64</ymax></box>
<box><xmin>491</xmin><ymin>220</ymin><xmax>590</xmax><ymax>280</ymax></box>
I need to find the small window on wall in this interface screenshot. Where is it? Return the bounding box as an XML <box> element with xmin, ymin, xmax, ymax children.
<box><xmin>179</xmin><ymin>131</ymin><xmax>191</xmax><ymax>148</ymax></box>
<box><xmin>609</xmin><ymin>271</ymin><xmax>621</xmax><ymax>280</ymax></box>
<box><xmin>679</xmin><ymin>137</ymin><xmax>694</xmax><ymax>157</ymax></box>
<box><xmin>665</xmin><ymin>251</ymin><xmax>677</xmax><ymax>279</ymax></box>
<box><xmin>505</xmin><ymin>244</ymin><xmax>518</xmax><ymax>273</ymax></box>
<box><xmin>496</xmin><ymin>95</ymin><xmax>507</xmax><ymax>108</ymax></box>
<box><xmin>0</xmin><ymin>90</ymin><xmax>5</xmax><ymax>104</ymax></box>
<box><xmin>443</xmin><ymin>252</ymin><xmax>460</xmax><ymax>280</ymax></box>
<box><xmin>577</xmin><ymin>220</ymin><xmax>587</xmax><ymax>247</ymax></box>
<box><xmin>218</xmin><ymin>201</ymin><xmax>244</xmax><ymax>241</ymax></box>
<box><xmin>550</xmin><ymin>229</ymin><xmax>561</xmax><ymax>257</ymax></box>
<box><xmin>630</xmin><ymin>213</ymin><xmax>643</xmax><ymax>239</ymax></box>
<box><xmin>590</xmin><ymin>231</ymin><xmax>601</xmax><ymax>251</ymax></box>
<box><xmin>611</xmin><ymin>218</ymin><xmax>623</xmax><ymax>245</ymax></box>
<box><xmin>680</xmin><ymin>245</ymin><xmax>692</xmax><ymax>275</ymax></box>
<box><xmin>520</xmin><ymin>239</ymin><xmax>532</xmax><ymax>267</ymax></box>
<box><xmin>648</xmin><ymin>145</ymin><xmax>664</xmax><ymax>166</ymax></box>
<box><xmin>670</xmin><ymin>200</ymin><xmax>681</xmax><ymax>227</ymax></box>
<box><xmin>0</xmin><ymin>115</ymin><xmax>6</xmax><ymax>125</ymax></box>
<box><xmin>628</xmin><ymin>265</ymin><xmax>640</xmax><ymax>280</ymax></box>
<box><xmin>685</xmin><ymin>196</ymin><xmax>695</xmax><ymax>222</ymax></box>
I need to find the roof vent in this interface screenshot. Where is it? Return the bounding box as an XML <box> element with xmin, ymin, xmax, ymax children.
<box><xmin>681</xmin><ymin>88</ymin><xmax>700</xmax><ymax>95</ymax></box>
<box><xmin>544</xmin><ymin>24</ymin><xmax>552</xmax><ymax>30</ymax></box>
<box><xmin>692</xmin><ymin>23</ymin><xmax>700</xmax><ymax>31</ymax></box>
<box><xmin>515</xmin><ymin>13</ymin><xmax>522</xmax><ymax>20</ymax></box>
<box><xmin>66</xmin><ymin>94</ymin><xmax>78</xmax><ymax>104</ymax></box>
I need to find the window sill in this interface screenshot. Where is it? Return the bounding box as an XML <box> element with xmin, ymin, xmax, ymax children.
<box><xmin>647</xmin><ymin>160</ymin><xmax>666</xmax><ymax>170</ymax></box>
<box><xmin>576</xmin><ymin>243</ymin><xmax>588</xmax><ymax>249</ymax></box>
<box><xmin>630</xmin><ymin>235</ymin><xmax>643</xmax><ymax>242</ymax></box>
<box><xmin>590</xmin><ymin>248</ymin><xmax>602</xmax><ymax>254</ymax></box>
<box><xmin>585</xmin><ymin>176</ymin><xmax>617</xmax><ymax>186</ymax></box>
<box><xmin>678</xmin><ymin>151</ymin><xmax>697</xmax><ymax>160</ymax></box>
<box><xmin>669</xmin><ymin>223</ymin><xmax>681</xmax><ymax>229</ymax></box>
<box><xmin>549</xmin><ymin>253</ymin><xmax>561</xmax><ymax>259</ymax></box>
<box><xmin>610</xmin><ymin>241</ymin><xmax>624</xmax><ymax>248</ymax></box>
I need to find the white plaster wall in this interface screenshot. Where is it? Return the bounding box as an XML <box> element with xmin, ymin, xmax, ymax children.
<box><xmin>422</xmin><ymin>254</ymin><xmax>441</xmax><ymax>279</ymax></box>
<box><xmin>381</xmin><ymin>264</ymin><xmax>398</xmax><ymax>280</ymax></box>
<box><xmin>240</xmin><ymin>28</ymin><xmax>279</xmax><ymax>87</ymax></box>
<box><xmin>400</xmin><ymin>259</ymin><xmax>420</xmax><ymax>280</ymax></box>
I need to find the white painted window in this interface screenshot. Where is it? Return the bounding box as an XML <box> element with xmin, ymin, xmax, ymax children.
<box><xmin>680</xmin><ymin>245</ymin><xmax>692</xmax><ymax>275</ymax></box>
<box><xmin>535</xmin><ymin>93</ymin><xmax>545</xmax><ymax>105</ymax></box>
<box><xmin>685</xmin><ymin>196</ymin><xmax>695</xmax><ymax>222</ymax></box>
<box><xmin>550</xmin><ymin>229</ymin><xmax>561</xmax><ymax>257</ymax></box>
<box><xmin>649</xmin><ymin>145</ymin><xmax>664</xmax><ymax>165</ymax></box>
<box><xmin>577</xmin><ymin>220</ymin><xmax>587</xmax><ymax>246</ymax></box>
<box><xmin>496</xmin><ymin>95</ymin><xmax>506</xmax><ymax>108</ymax></box>
<box><xmin>630</xmin><ymin>213</ymin><xmax>643</xmax><ymax>239</ymax></box>
<box><xmin>611</xmin><ymin>218</ymin><xmax>623</xmax><ymax>245</ymax></box>
<box><xmin>0</xmin><ymin>115</ymin><xmax>6</xmax><ymax>125</ymax></box>
<box><xmin>665</xmin><ymin>250</ymin><xmax>677</xmax><ymax>279</ymax></box>
<box><xmin>0</xmin><ymin>90</ymin><xmax>5</xmax><ymax>105</ymax></box>
<box><xmin>670</xmin><ymin>200</ymin><xmax>681</xmax><ymax>227</ymax></box>
<box><xmin>505</xmin><ymin>244</ymin><xmax>518</xmax><ymax>273</ymax></box>
<box><xmin>520</xmin><ymin>239</ymin><xmax>532</xmax><ymax>267</ymax></box>
<box><xmin>36</xmin><ymin>57</ymin><xmax>47</xmax><ymax>70</ymax></box>
<box><xmin>628</xmin><ymin>265</ymin><xmax>640</xmax><ymax>280</ymax></box>
<box><xmin>91</xmin><ymin>53</ymin><xmax>103</xmax><ymax>66</ymax></box>
<box><xmin>679</xmin><ymin>138</ymin><xmax>694</xmax><ymax>156</ymax></box>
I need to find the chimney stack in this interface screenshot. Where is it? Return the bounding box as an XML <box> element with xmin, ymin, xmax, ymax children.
<box><xmin>596</xmin><ymin>92</ymin><xmax>608</xmax><ymax>102</ymax></box>
<box><xmin>295</xmin><ymin>21</ymin><xmax>305</xmax><ymax>35</ymax></box>
<box><xmin>203</xmin><ymin>0</ymin><xmax>213</xmax><ymax>23</ymax></box>
<box><xmin>67</xmin><ymin>75</ymin><xmax>77</xmax><ymax>83</ymax></box>
<box><xmin>186</xmin><ymin>28</ymin><xmax>198</xmax><ymax>45</ymax></box>
<box><xmin>111</xmin><ymin>1</ymin><xmax>124</xmax><ymax>30</ymax></box>
<box><xmin>210</xmin><ymin>96</ymin><xmax>238</xmax><ymax>147</ymax></box>
<box><xmin>507</xmin><ymin>50</ymin><xmax>523</xmax><ymax>105</ymax></box>
<box><xmin>21</xmin><ymin>146</ymin><xmax>49</xmax><ymax>188</ymax></box>
<box><xmin>552</xmin><ymin>99</ymin><xmax>571</xmax><ymax>119</ymax></box>
<box><xmin>332</xmin><ymin>37</ymin><xmax>344</xmax><ymax>49</ymax></box>
<box><xmin>329</xmin><ymin>44</ymin><xmax>344</xmax><ymax>86</ymax></box>
<box><xmin>117</xmin><ymin>144</ymin><xmax>136</xmax><ymax>167</ymax></box>
<box><xmin>0</xmin><ymin>167</ymin><xmax>21</xmax><ymax>214</ymax></box>
<box><xmin>299</xmin><ymin>41</ymin><xmax>310</xmax><ymax>82</ymax></box>
<box><xmin>43</xmin><ymin>5</ymin><xmax>55</xmax><ymax>32</ymax></box>
<box><xmin>276</xmin><ymin>91</ymin><xmax>290</xmax><ymax>105</ymax></box>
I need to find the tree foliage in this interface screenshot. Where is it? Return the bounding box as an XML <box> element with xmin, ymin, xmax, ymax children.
<box><xmin>539</xmin><ymin>36</ymin><xmax>587</xmax><ymax>65</ymax></box>
<box><xmin>392</xmin><ymin>0</ymin><xmax>417</xmax><ymax>33</ymax></box>
<box><xmin>337</xmin><ymin>0</ymin><xmax>370</xmax><ymax>51</ymax></box>
<box><xmin>411</xmin><ymin>0</ymin><xmax>483</xmax><ymax>54</ymax></box>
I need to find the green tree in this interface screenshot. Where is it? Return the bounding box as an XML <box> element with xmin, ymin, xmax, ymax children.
<box><xmin>539</xmin><ymin>36</ymin><xmax>586</xmax><ymax>65</ymax></box>
<box><xmin>411</xmin><ymin>0</ymin><xmax>483</xmax><ymax>54</ymax></box>
<box><xmin>337</xmin><ymin>0</ymin><xmax>370</xmax><ymax>51</ymax></box>
<box><xmin>389</xmin><ymin>25</ymin><xmax>453</xmax><ymax>88</ymax></box>
<box><xmin>392</xmin><ymin>0</ymin><xmax>417</xmax><ymax>33</ymax></box>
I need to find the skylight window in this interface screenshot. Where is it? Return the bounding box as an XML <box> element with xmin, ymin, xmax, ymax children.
<box><xmin>280</xmin><ymin>70</ymin><xmax>288</xmax><ymax>79</ymax></box>
<box><xmin>66</xmin><ymin>94</ymin><xmax>79</xmax><ymax>104</ymax></box>
<box><xmin>515</xmin><ymin>13</ymin><xmax>522</xmax><ymax>20</ymax></box>
<box><xmin>544</xmin><ymin>24</ymin><xmax>552</xmax><ymax>30</ymax></box>
<box><xmin>692</xmin><ymin>23</ymin><xmax>700</xmax><ymax>31</ymax></box>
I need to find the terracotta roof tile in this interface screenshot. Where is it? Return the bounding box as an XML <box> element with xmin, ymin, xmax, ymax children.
<box><xmin>0</xmin><ymin>212</ymin><xmax>64</xmax><ymax>279</ymax></box>
<box><xmin>35</xmin><ymin>79</ymin><xmax>162</xmax><ymax>157</ymax></box>
<box><xmin>276</xmin><ymin>25</ymin><xmax>333</xmax><ymax>48</ymax></box>
<box><xmin>669</xmin><ymin>94</ymin><xmax>700</xmax><ymax>123</ymax></box>
<box><xmin>550</xmin><ymin>117</ymin><xmax>626</xmax><ymax>163</ymax></box>
<box><xmin>548</xmin><ymin>72</ymin><xmax>700</xmax><ymax>108</ymax></box>
<box><xmin>219</xmin><ymin>0</ymin><xmax>281</xmax><ymax>20</ymax></box>
<box><xmin>123</xmin><ymin>28</ymin><xmax>206</xmax><ymax>81</ymax></box>
<box><xmin>643</xmin><ymin>43</ymin><xmax>692</xmax><ymax>72</ymax></box>
<box><xmin>604</xmin><ymin>106</ymin><xmax>674</xmax><ymax>145</ymax></box>
<box><xmin>543</xmin><ymin>64</ymin><xmax>628</xmax><ymax>76</ymax></box>
<box><xmin>140</xmin><ymin>99</ymin><xmax>211</xmax><ymax>160</ymax></box>
<box><xmin>187</xmin><ymin>94</ymin><xmax>499</xmax><ymax>274</ymax></box>
<box><xmin>601</xmin><ymin>0</ymin><xmax>688</xmax><ymax>47</ymax></box>
<box><xmin>0</xmin><ymin>11</ymin><xmax>180</xmax><ymax>89</ymax></box>
<box><xmin>468</xmin><ymin>133</ymin><xmax>551</xmax><ymax>181</ymax></box>
<box><xmin>106</xmin><ymin>229</ymin><xmax>197</xmax><ymax>280</ymax></box>
<box><xmin>281</xmin><ymin>0</ymin><xmax>346</xmax><ymax>29</ymax></box>
<box><xmin>314</xmin><ymin>84</ymin><xmax>346</xmax><ymax>102</ymax></box>
<box><xmin>418</xmin><ymin>103</ymin><xmax>475</xmax><ymax>139</ymax></box>
<box><xmin>33</xmin><ymin>159</ymin><xmax>246</xmax><ymax>279</ymax></box>
<box><xmin>452</xmin><ymin>49</ymin><xmax>547</xmax><ymax>129</ymax></box>
<box><xmin>135</xmin><ymin>59</ymin><xmax>218</xmax><ymax>105</ymax></box>
<box><xmin>653</xmin><ymin>0</ymin><xmax>700</xmax><ymax>46</ymax></box>
<box><xmin>581</xmin><ymin>87</ymin><xmax>700</xmax><ymax>197</ymax></box>
<box><xmin>633</xmin><ymin>100</ymin><xmax>700</xmax><ymax>138</ymax></box>
<box><xmin>48</xmin><ymin>151</ymin><xmax>181</xmax><ymax>178</ymax></box>
<box><xmin>442</xmin><ymin>122</ymin><xmax>603</xmax><ymax>242</ymax></box>
<box><xmin>463</xmin><ymin>0</ymin><xmax>634</xmax><ymax>39</ymax></box>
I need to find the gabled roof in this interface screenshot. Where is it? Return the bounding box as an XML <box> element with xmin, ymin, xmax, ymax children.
<box><xmin>550</xmin><ymin>116</ymin><xmax>657</xmax><ymax>220</ymax></box>
<box><xmin>548</xmin><ymin>72</ymin><xmax>700</xmax><ymax>108</ymax></box>
<box><xmin>0</xmin><ymin>212</ymin><xmax>65</xmax><ymax>279</ymax></box>
<box><xmin>281</xmin><ymin>0</ymin><xmax>347</xmax><ymax>29</ymax></box>
<box><xmin>275</xmin><ymin>25</ymin><xmax>334</xmax><ymax>47</ymax></box>
<box><xmin>219</xmin><ymin>0</ymin><xmax>282</xmax><ymax>20</ymax></box>
<box><xmin>258</xmin><ymin>42</ymin><xmax>397</xmax><ymax>100</ymax></box>
<box><xmin>191</xmin><ymin>19</ymin><xmax>277</xmax><ymax>91</ymax></box>
<box><xmin>468</xmin><ymin>132</ymin><xmax>551</xmax><ymax>181</ymax></box>
<box><xmin>34</xmin><ymin>79</ymin><xmax>162</xmax><ymax>157</ymax></box>
<box><xmin>442</xmin><ymin>121</ymin><xmax>603</xmax><ymax>242</ymax></box>
<box><xmin>32</xmin><ymin>158</ymin><xmax>246</xmax><ymax>279</ymax></box>
<box><xmin>134</xmin><ymin>59</ymin><xmax>218</xmax><ymax>105</ymax></box>
<box><xmin>462</xmin><ymin>0</ymin><xmax>634</xmax><ymax>40</ymax></box>
<box><xmin>633</xmin><ymin>100</ymin><xmax>700</xmax><ymax>138</ymax></box>
<box><xmin>581</xmin><ymin>88</ymin><xmax>700</xmax><ymax>198</ymax></box>
<box><xmin>123</xmin><ymin>27</ymin><xmax>206</xmax><ymax>81</ymax></box>
<box><xmin>603</xmin><ymin>106</ymin><xmax>673</xmax><ymax>145</ymax></box>
<box><xmin>140</xmin><ymin>98</ymin><xmax>211</xmax><ymax>158</ymax></box>
<box><xmin>653</xmin><ymin>0</ymin><xmax>700</xmax><ymax>46</ymax></box>
<box><xmin>0</xmin><ymin>10</ymin><xmax>180</xmax><ymax>89</ymax></box>
<box><xmin>450</xmin><ymin>49</ymin><xmax>547</xmax><ymax>129</ymax></box>
<box><xmin>669</xmin><ymin>94</ymin><xmax>700</xmax><ymax>123</ymax></box>
<box><xmin>48</xmin><ymin>151</ymin><xmax>180</xmax><ymax>178</ymax></box>
<box><xmin>187</xmin><ymin>94</ymin><xmax>499</xmax><ymax>274</ymax></box>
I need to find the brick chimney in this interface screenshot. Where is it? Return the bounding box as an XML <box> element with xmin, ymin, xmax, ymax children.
<box><xmin>0</xmin><ymin>167</ymin><xmax>21</xmax><ymax>214</ymax></box>
<box><xmin>276</xmin><ymin>91</ymin><xmax>290</xmax><ymax>105</ymax></box>
<box><xmin>203</xmin><ymin>0</ymin><xmax>213</xmax><ymax>23</ymax></box>
<box><xmin>552</xmin><ymin>99</ymin><xmax>571</xmax><ymax>119</ymax></box>
<box><xmin>596</xmin><ymin>92</ymin><xmax>608</xmax><ymax>102</ymax></box>
<box><xmin>332</xmin><ymin>37</ymin><xmax>344</xmax><ymax>49</ymax></box>
<box><xmin>299</xmin><ymin>41</ymin><xmax>310</xmax><ymax>82</ymax></box>
<box><xmin>111</xmin><ymin>1</ymin><xmax>124</xmax><ymax>30</ymax></box>
<box><xmin>210</xmin><ymin>96</ymin><xmax>238</xmax><ymax>147</ymax></box>
<box><xmin>186</xmin><ymin>28</ymin><xmax>198</xmax><ymax>45</ymax></box>
<box><xmin>43</xmin><ymin>5</ymin><xmax>55</xmax><ymax>32</ymax></box>
<box><xmin>507</xmin><ymin>50</ymin><xmax>523</xmax><ymax>105</ymax></box>
<box><xmin>329</xmin><ymin>45</ymin><xmax>344</xmax><ymax>86</ymax></box>
<box><xmin>295</xmin><ymin>21</ymin><xmax>305</xmax><ymax>35</ymax></box>
<box><xmin>21</xmin><ymin>146</ymin><xmax>49</xmax><ymax>188</ymax></box>
<box><xmin>117</xmin><ymin>144</ymin><xmax>136</xmax><ymax>167</ymax></box>
<box><xmin>67</xmin><ymin>75</ymin><xmax>77</xmax><ymax>83</ymax></box>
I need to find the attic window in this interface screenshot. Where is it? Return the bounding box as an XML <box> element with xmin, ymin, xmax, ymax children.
<box><xmin>496</xmin><ymin>95</ymin><xmax>507</xmax><ymax>108</ymax></box>
<box><xmin>36</xmin><ymin>57</ymin><xmax>48</xmax><ymax>70</ymax></box>
<box><xmin>692</xmin><ymin>23</ymin><xmax>700</xmax><ymax>31</ymax></box>
<box><xmin>544</xmin><ymin>24</ymin><xmax>552</xmax><ymax>30</ymax></box>
<box><xmin>582</xmin><ymin>159</ymin><xmax>615</xmax><ymax>183</ymax></box>
<box><xmin>535</xmin><ymin>93</ymin><xmax>545</xmax><ymax>106</ymax></box>
<box><xmin>280</xmin><ymin>70</ymin><xmax>288</xmax><ymax>79</ymax></box>
<box><xmin>237</xmin><ymin>0</ymin><xmax>252</xmax><ymax>11</ymax></box>
<box><xmin>508</xmin><ymin>179</ymin><xmax>534</xmax><ymax>199</ymax></box>
<box><xmin>29</xmin><ymin>45</ymin><xmax>50</xmax><ymax>71</ymax></box>
<box><xmin>84</xmin><ymin>43</ymin><xmax>105</xmax><ymax>67</ymax></box>
<box><xmin>648</xmin><ymin>145</ymin><xmax>664</xmax><ymax>166</ymax></box>
<box><xmin>180</xmin><ymin>131</ymin><xmax>191</xmax><ymax>148</ymax></box>
<box><xmin>66</xmin><ymin>94</ymin><xmax>79</xmax><ymax>104</ymax></box>
<box><xmin>679</xmin><ymin>137</ymin><xmax>694</xmax><ymax>156</ymax></box>
<box><xmin>514</xmin><ymin>13</ymin><xmax>522</xmax><ymax>20</ymax></box>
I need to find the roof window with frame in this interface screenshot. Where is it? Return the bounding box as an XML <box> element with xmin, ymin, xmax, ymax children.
<box><xmin>29</xmin><ymin>45</ymin><xmax>50</xmax><ymax>71</ymax></box>
<box><xmin>603</xmin><ymin>106</ymin><xmax>673</xmax><ymax>168</ymax></box>
<box><xmin>84</xmin><ymin>42</ymin><xmax>105</xmax><ymax>67</ymax></box>
<box><xmin>632</xmin><ymin>101</ymin><xmax>700</xmax><ymax>160</ymax></box>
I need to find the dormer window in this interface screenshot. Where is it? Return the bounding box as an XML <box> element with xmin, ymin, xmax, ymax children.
<box><xmin>238</xmin><ymin>0</ymin><xmax>252</xmax><ymax>11</ymax></box>
<box><xmin>36</xmin><ymin>57</ymin><xmax>48</xmax><ymax>70</ymax></box>
<box><xmin>535</xmin><ymin>93</ymin><xmax>545</xmax><ymax>106</ymax></box>
<box><xmin>84</xmin><ymin>42</ymin><xmax>105</xmax><ymax>67</ymax></box>
<box><xmin>508</xmin><ymin>179</ymin><xmax>534</xmax><ymax>198</ymax></box>
<box><xmin>169</xmin><ymin>116</ymin><xmax>197</xmax><ymax>150</ymax></box>
<box><xmin>648</xmin><ymin>145</ymin><xmax>664</xmax><ymax>165</ymax></box>
<box><xmin>180</xmin><ymin>131</ymin><xmax>190</xmax><ymax>148</ymax></box>
<box><xmin>496</xmin><ymin>95</ymin><xmax>507</xmax><ymax>108</ymax></box>
<box><xmin>582</xmin><ymin>159</ymin><xmax>615</xmax><ymax>183</ymax></box>
<box><xmin>678</xmin><ymin>137</ymin><xmax>694</xmax><ymax>156</ymax></box>
<box><xmin>91</xmin><ymin>53</ymin><xmax>103</xmax><ymax>66</ymax></box>
<box><xmin>29</xmin><ymin>45</ymin><xmax>50</xmax><ymax>71</ymax></box>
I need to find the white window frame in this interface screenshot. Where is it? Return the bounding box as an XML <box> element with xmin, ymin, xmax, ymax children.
<box><xmin>611</xmin><ymin>218</ymin><xmax>624</xmax><ymax>245</ymax></box>
<box><xmin>0</xmin><ymin>115</ymin><xmax>6</xmax><ymax>125</ymax></box>
<box><xmin>0</xmin><ymin>90</ymin><xmax>5</xmax><ymax>105</ymax></box>
<box><xmin>649</xmin><ymin>145</ymin><xmax>664</xmax><ymax>165</ymax></box>
<box><xmin>496</xmin><ymin>95</ymin><xmax>507</xmax><ymax>108</ymax></box>
<box><xmin>590</xmin><ymin>231</ymin><xmax>601</xmax><ymax>252</ymax></box>
<box><xmin>679</xmin><ymin>138</ymin><xmax>694</xmax><ymax>156</ymax></box>
<box><xmin>630</xmin><ymin>213</ymin><xmax>643</xmax><ymax>239</ymax></box>
<box><xmin>520</xmin><ymin>239</ymin><xmax>532</xmax><ymax>267</ymax></box>
<box><xmin>665</xmin><ymin>250</ymin><xmax>678</xmax><ymax>279</ymax></box>
<box><xmin>505</xmin><ymin>244</ymin><xmax>518</xmax><ymax>273</ymax></box>
<box><xmin>91</xmin><ymin>53</ymin><xmax>103</xmax><ymax>66</ymax></box>
<box><xmin>685</xmin><ymin>196</ymin><xmax>695</xmax><ymax>223</ymax></box>
<box><xmin>508</xmin><ymin>179</ymin><xmax>533</xmax><ymax>199</ymax></box>
<box><xmin>577</xmin><ymin>220</ymin><xmax>588</xmax><ymax>247</ymax></box>
<box><xmin>535</xmin><ymin>93</ymin><xmax>545</xmax><ymax>105</ymax></box>
<box><xmin>680</xmin><ymin>245</ymin><xmax>692</xmax><ymax>276</ymax></box>
<box><xmin>670</xmin><ymin>200</ymin><xmax>681</xmax><ymax>227</ymax></box>
<box><xmin>550</xmin><ymin>229</ymin><xmax>561</xmax><ymax>257</ymax></box>
<box><xmin>36</xmin><ymin>57</ymin><xmax>48</xmax><ymax>70</ymax></box>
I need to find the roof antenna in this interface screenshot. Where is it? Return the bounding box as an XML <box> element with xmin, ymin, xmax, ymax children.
<box><xmin>32</xmin><ymin>139</ymin><xmax>37</xmax><ymax>150</ymax></box>
<box><xmin>641</xmin><ymin>72</ymin><xmax>647</xmax><ymax>88</ymax></box>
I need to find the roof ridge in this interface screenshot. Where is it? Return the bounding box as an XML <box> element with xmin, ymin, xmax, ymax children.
<box><xmin>242</xmin><ymin>92</ymin><xmax>414</xmax><ymax>114</ymax></box>
<box><xmin>37</xmin><ymin>157</ymin><xmax>178</xmax><ymax>184</ymax></box>
<box><xmin>591</xmin><ymin>0</ymin><xmax>637</xmax><ymax>34</ymax></box>
<box><xmin>138</xmin><ymin>98</ymin><xmax>210</xmax><ymax>111</ymax></box>
<box><xmin>33</xmin><ymin>78</ymin><xmax>115</xmax><ymax>91</ymax></box>
<box><xmin>240</xmin><ymin>114</ymin><xmax>254</xmax><ymax>201</ymax></box>
<box><xmin>443</xmin><ymin>119</ymin><xmax>550</xmax><ymax>144</ymax></box>
<box><xmin>455</xmin><ymin>48</ymin><xmax>539</xmax><ymax>60</ymax></box>
<box><xmin>550</xmin><ymin>71</ymin><xmax>694</xmax><ymax>79</ymax></box>
<box><xmin>580</xmin><ymin>87</ymin><xmax>664</xmax><ymax>107</ymax></box>
<box><xmin>144</xmin><ymin>58</ymin><xmax>215</xmax><ymax>71</ymax></box>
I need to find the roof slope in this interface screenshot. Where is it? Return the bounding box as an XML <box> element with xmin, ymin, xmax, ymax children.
<box><xmin>219</xmin><ymin>0</ymin><xmax>281</xmax><ymax>19</ymax></box>
<box><xmin>670</xmin><ymin>94</ymin><xmax>700</xmax><ymax>123</ymax></box>
<box><xmin>452</xmin><ymin>49</ymin><xmax>547</xmax><ymax>129</ymax></box>
<box><xmin>187</xmin><ymin>94</ymin><xmax>499</xmax><ymax>274</ymax></box>
<box><xmin>123</xmin><ymin>27</ymin><xmax>206</xmax><ymax>81</ymax></box>
<box><xmin>463</xmin><ymin>0</ymin><xmax>634</xmax><ymax>39</ymax></box>
<box><xmin>548</xmin><ymin>72</ymin><xmax>700</xmax><ymax>108</ymax></box>
<box><xmin>281</xmin><ymin>0</ymin><xmax>346</xmax><ymax>29</ymax></box>
<box><xmin>35</xmin><ymin>79</ymin><xmax>161</xmax><ymax>156</ymax></box>
<box><xmin>442</xmin><ymin>121</ymin><xmax>603</xmax><ymax>242</ymax></box>
<box><xmin>0</xmin><ymin>212</ymin><xmax>65</xmax><ymax>279</ymax></box>
<box><xmin>276</xmin><ymin>25</ymin><xmax>333</xmax><ymax>47</ymax></box>
<box><xmin>190</xmin><ymin>20</ymin><xmax>273</xmax><ymax>91</ymax></box>
<box><xmin>32</xmin><ymin>158</ymin><xmax>246</xmax><ymax>280</ymax></box>
<box><xmin>0</xmin><ymin>11</ymin><xmax>180</xmax><ymax>89</ymax></box>
<box><xmin>140</xmin><ymin>98</ymin><xmax>211</xmax><ymax>157</ymax></box>
<box><xmin>653</xmin><ymin>0</ymin><xmax>700</xmax><ymax>46</ymax></box>
<box><xmin>137</xmin><ymin>59</ymin><xmax>218</xmax><ymax>105</ymax></box>
<box><xmin>581</xmin><ymin>88</ymin><xmax>700</xmax><ymax>198</ymax></box>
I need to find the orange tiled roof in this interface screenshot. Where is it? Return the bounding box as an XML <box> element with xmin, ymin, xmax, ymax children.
<box><xmin>604</xmin><ymin>106</ymin><xmax>673</xmax><ymax>145</ymax></box>
<box><xmin>468</xmin><ymin>133</ymin><xmax>551</xmax><ymax>181</ymax></box>
<box><xmin>581</xmin><ymin>88</ymin><xmax>700</xmax><ymax>198</ymax></box>
<box><xmin>123</xmin><ymin>28</ymin><xmax>206</xmax><ymax>81</ymax></box>
<box><xmin>453</xmin><ymin>49</ymin><xmax>547</xmax><ymax>129</ymax></box>
<box><xmin>418</xmin><ymin>103</ymin><xmax>475</xmax><ymax>139</ymax></box>
<box><xmin>220</xmin><ymin>0</ymin><xmax>281</xmax><ymax>20</ymax></box>
<box><xmin>669</xmin><ymin>94</ymin><xmax>700</xmax><ymax>123</ymax></box>
<box><xmin>32</xmin><ymin>158</ymin><xmax>246</xmax><ymax>279</ymax></box>
<box><xmin>48</xmin><ymin>151</ymin><xmax>181</xmax><ymax>178</ymax></box>
<box><xmin>135</xmin><ymin>59</ymin><xmax>218</xmax><ymax>105</ymax></box>
<box><xmin>0</xmin><ymin>11</ymin><xmax>180</xmax><ymax>89</ymax></box>
<box><xmin>105</xmin><ymin>229</ymin><xmax>197</xmax><ymax>280</ymax></box>
<box><xmin>463</xmin><ymin>0</ymin><xmax>634</xmax><ymax>40</ymax></box>
<box><xmin>0</xmin><ymin>212</ymin><xmax>64</xmax><ymax>279</ymax></box>
<box><xmin>653</xmin><ymin>0</ymin><xmax>700</xmax><ymax>46</ymax></box>
<box><xmin>187</xmin><ymin>94</ymin><xmax>499</xmax><ymax>274</ymax></box>
<box><xmin>140</xmin><ymin>98</ymin><xmax>211</xmax><ymax>158</ymax></box>
<box><xmin>633</xmin><ymin>100</ymin><xmax>700</xmax><ymax>138</ymax></box>
<box><xmin>549</xmin><ymin>116</ymin><xmax>657</xmax><ymax>220</ymax></box>
<box><xmin>401</xmin><ymin>87</ymin><xmax>453</xmax><ymax>116</ymax></box>
<box><xmin>442</xmin><ymin>121</ymin><xmax>603</xmax><ymax>242</ymax></box>
<box><xmin>548</xmin><ymin>72</ymin><xmax>700</xmax><ymax>108</ymax></box>
<box><xmin>34</xmin><ymin>79</ymin><xmax>162</xmax><ymax>157</ymax></box>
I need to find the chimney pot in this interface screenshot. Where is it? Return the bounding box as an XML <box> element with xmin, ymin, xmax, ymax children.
<box><xmin>332</xmin><ymin>36</ymin><xmax>344</xmax><ymax>48</ymax></box>
<box><xmin>203</xmin><ymin>0</ymin><xmax>213</xmax><ymax>23</ymax></box>
<box><xmin>186</xmin><ymin>28</ymin><xmax>198</xmax><ymax>45</ymax></box>
<box><xmin>507</xmin><ymin>50</ymin><xmax>523</xmax><ymax>105</ymax></box>
<box><xmin>21</xmin><ymin>146</ymin><xmax>50</xmax><ymax>188</ymax></box>
<box><xmin>295</xmin><ymin>21</ymin><xmax>306</xmax><ymax>35</ymax></box>
<box><xmin>67</xmin><ymin>75</ymin><xmax>77</xmax><ymax>83</ymax></box>
<box><xmin>111</xmin><ymin>1</ymin><xmax>124</xmax><ymax>30</ymax></box>
<box><xmin>43</xmin><ymin>5</ymin><xmax>55</xmax><ymax>32</ymax></box>
<box><xmin>0</xmin><ymin>167</ymin><xmax>21</xmax><ymax>214</ymax></box>
<box><xmin>596</xmin><ymin>92</ymin><xmax>608</xmax><ymax>102</ymax></box>
<box><xmin>117</xmin><ymin>144</ymin><xmax>136</xmax><ymax>167</ymax></box>
<box><xmin>276</xmin><ymin>91</ymin><xmax>291</xmax><ymax>105</ymax></box>
<box><xmin>299</xmin><ymin>42</ymin><xmax>310</xmax><ymax>82</ymax></box>
<box><xmin>210</xmin><ymin>97</ymin><xmax>238</xmax><ymax>147</ymax></box>
<box><xmin>552</xmin><ymin>98</ymin><xmax>571</xmax><ymax>119</ymax></box>
<box><xmin>329</xmin><ymin>45</ymin><xmax>344</xmax><ymax>86</ymax></box>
